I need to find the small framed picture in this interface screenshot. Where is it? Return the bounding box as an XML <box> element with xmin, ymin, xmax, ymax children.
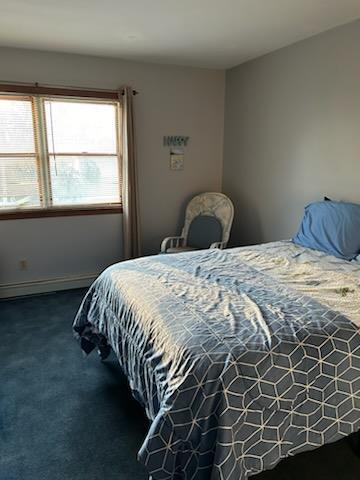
<box><xmin>170</xmin><ymin>148</ymin><xmax>184</xmax><ymax>170</ymax></box>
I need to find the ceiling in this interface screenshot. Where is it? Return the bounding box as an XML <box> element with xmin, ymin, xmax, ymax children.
<box><xmin>0</xmin><ymin>0</ymin><xmax>359</xmax><ymax>69</ymax></box>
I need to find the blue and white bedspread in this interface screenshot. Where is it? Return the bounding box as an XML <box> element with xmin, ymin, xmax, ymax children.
<box><xmin>73</xmin><ymin>241</ymin><xmax>360</xmax><ymax>480</ymax></box>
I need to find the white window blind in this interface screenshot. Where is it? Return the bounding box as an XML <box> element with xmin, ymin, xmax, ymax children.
<box><xmin>0</xmin><ymin>94</ymin><xmax>121</xmax><ymax>212</ymax></box>
<box><xmin>44</xmin><ymin>100</ymin><xmax>120</xmax><ymax>206</ymax></box>
<box><xmin>0</xmin><ymin>97</ymin><xmax>41</xmax><ymax>209</ymax></box>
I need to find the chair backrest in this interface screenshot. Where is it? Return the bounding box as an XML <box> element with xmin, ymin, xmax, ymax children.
<box><xmin>182</xmin><ymin>192</ymin><xmax>234</xmax><ymax>248</ymax></box>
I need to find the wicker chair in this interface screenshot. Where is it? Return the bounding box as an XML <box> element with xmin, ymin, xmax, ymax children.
<box><xmin>161</xmin><ymin>192</ymin><xmax>234</xmax><ymax>253</ymax></box>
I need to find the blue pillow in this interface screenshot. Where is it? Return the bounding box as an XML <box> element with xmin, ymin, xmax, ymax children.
<box><xmin>293</xmin><ymin>201</ymin><xmax>360</xmax><ymax>260</ymax></box>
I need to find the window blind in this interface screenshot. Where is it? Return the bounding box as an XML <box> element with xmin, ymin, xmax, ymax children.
<box><xmin>0</xmin><ymin>96</ymin><xmax>41</xmax><ymax>209</ymax></box>
<box><xmin>0</xmin><ymin>93</ymin><xmax>121</xmax><ymax>212</ymax></box>
<box><xmin>44</xmin><ymin>99</ymin><xmax>120</xmax><ymax>206</ymax></box>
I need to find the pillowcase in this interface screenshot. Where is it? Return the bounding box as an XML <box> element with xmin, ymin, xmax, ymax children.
<box><xmin>293</xmin><ymin>200</ymin><xmax>360</xmax><ymax>260</ymax></box>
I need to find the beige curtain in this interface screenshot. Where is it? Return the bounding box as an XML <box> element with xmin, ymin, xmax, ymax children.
<box><xmin>120</xmin><ymin>86</ymin><xmax>141</xmax><ymax>259</ymax></box>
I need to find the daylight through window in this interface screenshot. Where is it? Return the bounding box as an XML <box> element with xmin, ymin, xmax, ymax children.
<box><xmin>0</xmin><ymin>94</ymin><xmax>121</xmax><ymax>213</ymax></box>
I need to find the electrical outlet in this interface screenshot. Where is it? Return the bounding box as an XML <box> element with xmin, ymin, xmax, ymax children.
<box><xmin>19</xmin><ymin>259</ymin><xmax>28</xmax><ymax>271</ymax></box>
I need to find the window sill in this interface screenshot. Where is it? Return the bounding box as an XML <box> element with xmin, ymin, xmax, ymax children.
<box><xmin>0</xmin><ymin>205</ymin><xmax>123</xmax><ymax>220</ymax></box>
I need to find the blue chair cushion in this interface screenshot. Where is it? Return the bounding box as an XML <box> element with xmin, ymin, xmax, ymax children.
<box><xmin>293</xmin><ymin>200</ymin><xmax>360</xmax><ymax>260</ymax></box>
<box><xmin>187</xmin><ymin>215</ymin><xmax>223</xmax><ymax>249</ymax></box>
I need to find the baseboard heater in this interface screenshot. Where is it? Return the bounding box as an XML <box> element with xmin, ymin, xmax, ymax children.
<box><xmin>0</xmin><ymin>273</ymin><xmax>99</xmax><ymax>299</ymax></box>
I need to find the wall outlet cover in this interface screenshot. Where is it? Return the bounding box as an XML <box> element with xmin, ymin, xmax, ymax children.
<box><xmin>19</xmin><ymin>259</ymin><xmax>28</xmax><ymax>270</ymax></box>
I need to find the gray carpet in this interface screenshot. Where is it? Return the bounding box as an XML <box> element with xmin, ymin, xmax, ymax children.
<box><xmin>0</xmin><ymin>289</ymin><xmax>359</xmax><ymax>480</ymax></box>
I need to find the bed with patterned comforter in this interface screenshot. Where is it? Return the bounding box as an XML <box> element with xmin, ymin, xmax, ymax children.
<box><xmin>73</xmin><ymin>240</ymin><xmax>360</xmax><ymax>480</ymax></box>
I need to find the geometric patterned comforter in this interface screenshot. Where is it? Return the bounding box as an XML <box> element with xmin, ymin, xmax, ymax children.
<box><xmin>73</xmin><ymin>241</ymin><xmax>360</xmax><ymax>479</ymax></box>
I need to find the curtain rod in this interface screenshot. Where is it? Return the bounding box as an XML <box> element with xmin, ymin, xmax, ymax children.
<box><xmin>0</xmin><ymin>82</ymin><xmax>138</xmax><ymax>99</ymax></box>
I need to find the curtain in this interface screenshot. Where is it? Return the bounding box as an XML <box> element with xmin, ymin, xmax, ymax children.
<box><xmin>120</xmin><ymin>86</ymin><xmax>141</xmax><ymax>259</ymax></box>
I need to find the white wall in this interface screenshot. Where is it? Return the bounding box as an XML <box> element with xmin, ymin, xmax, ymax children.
<box><xmin>0</xmin><ymin>214</ymin><xmax>122</xmax><ymax>283</ymax></box>
<box><xmin>223</xmin><ymin>20</ymin><xmax>360</xmax><ymax>247</ymax></box>
<box><xmin>0</xmin><ymin>47</ymin><xmax>225</xmax><ymax>292</ymax></box>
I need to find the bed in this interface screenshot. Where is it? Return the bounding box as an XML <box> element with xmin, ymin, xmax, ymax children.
<box><xmin>73</xmin><ymin>240</ymin><xmax>360</xmax><ymax>480</ymax></box>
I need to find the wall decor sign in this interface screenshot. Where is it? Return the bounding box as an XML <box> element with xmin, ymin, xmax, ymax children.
<box><xmin>170</xmin><ymin>148</ymin><xmax>184</xmax><ymax>170</ymax></box>
<box><xmin>163</xmin><ymin>135</ymin><xmax>189</xmax><ymax>147</ymax></box>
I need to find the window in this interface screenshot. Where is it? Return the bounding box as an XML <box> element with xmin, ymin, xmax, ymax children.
<box><xmin>0</xmin><ymin>96</ymin><xmax>41</xmax><ymax>209</ymax></box>
<box><xmin>0</xmin><ymin>93</ymin><xmax>122</xmax><ymax>217</ymax></box>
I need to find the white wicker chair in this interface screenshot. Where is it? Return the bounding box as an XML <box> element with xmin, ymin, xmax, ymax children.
<box><xmin>161</xmin><ymin>192</ymin><xmax>234</xmax><ymax>253</ymax></box>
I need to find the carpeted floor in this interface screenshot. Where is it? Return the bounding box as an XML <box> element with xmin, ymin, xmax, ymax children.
<box><xmin>0</xmin><ymin>289</ymin><xmax>359</xmax><ymax>480</ymax></box>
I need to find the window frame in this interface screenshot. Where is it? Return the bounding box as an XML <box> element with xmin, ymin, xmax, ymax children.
<box><xmin>0</xmin><ymin>92</ymin><xmax>123</xmax><ymax>220</ymax></box>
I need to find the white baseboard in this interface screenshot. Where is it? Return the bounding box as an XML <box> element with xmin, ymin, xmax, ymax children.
<box><xmin>0</xmin><ymin>273</ymin><xmax>99</xmax><ymax>299</ymax></box>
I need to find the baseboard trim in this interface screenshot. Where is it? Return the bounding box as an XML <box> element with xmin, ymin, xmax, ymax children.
<box><xmin>0</xmin><ymin>273</ymin><xmax>99</xmax><ymax>299</ymax></box>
